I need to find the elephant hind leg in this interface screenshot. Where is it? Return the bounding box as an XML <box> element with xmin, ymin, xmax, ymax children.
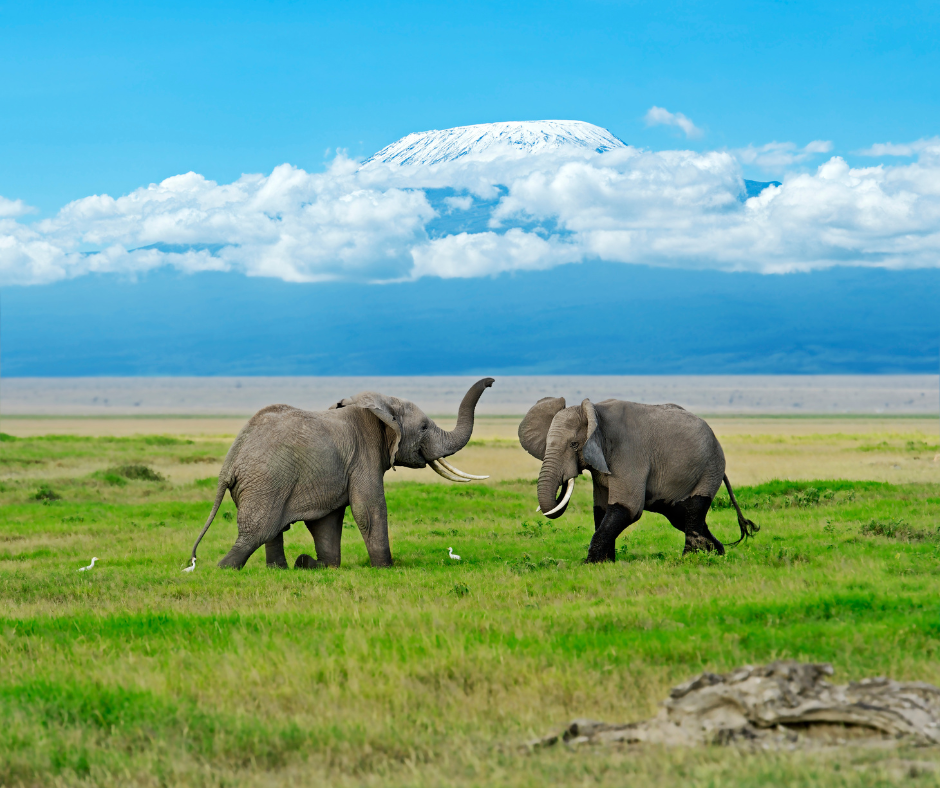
<box><xmin>265</xmin><ymin>530</ymin><xmax>289</xmax><ymax>569</ymax></box>
<box><xmin>680</xmin><ymin>496</ymin><xmax>724</xmax><ymax>555</ymax></box>
<box><xmin>650</xmin><ymin>496</ymin><xmax>724</xmax><ymax>555</ymax></box>
<box><xmin>219</xmin><ymin>501</ymin><xmax>286</xmax><ymax>569</ymax></box>
<box><xmin>218</xmin><ymin>533</ymin><xmax>266</xmax><ymax>569</ymax></box>
<box><xmin>301</xmin><ymin>507</ymin><xmax>345</xmax><ymax>568</ymax></box>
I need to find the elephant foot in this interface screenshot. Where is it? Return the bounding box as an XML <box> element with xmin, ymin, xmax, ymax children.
<box><xmin>682</xmin><ymin>529</ymin><xmax>725</xmax><ymax>556</ymax></box>
<box><xmin>586</xmin><ymin>539</ymin><xmax>615</xmax><ymax>563</ymax></box>
<box><xmin>294</xmin><ymin>553</ymin><xmax>327</xmax><ymax>570</ymax></box>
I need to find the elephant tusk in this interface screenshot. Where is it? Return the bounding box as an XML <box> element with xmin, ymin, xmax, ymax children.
<box><xmin>429</xmin><ymin>459</ymin><xmax>471</xmax><ymax>482</ymax></box>
<box><xmin>437</xmin><ymin>457</ymin><xmax>489</xmax><ymax>480</ymax></box>
<box><xmin>543</xmin><ymin>478</ymin><xmax>575</xmax><ymax>517</ymax></box>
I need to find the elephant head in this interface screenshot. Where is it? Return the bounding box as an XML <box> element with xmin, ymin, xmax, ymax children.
<box><xmin>333</xmin><ymin>378</ymin><xmax>495</xmax><ymax>479</ymax></box>
<box><xmin>518</xmin><ymin>396</ymin><xmax>609</xmax><ymax>519</ymax></box>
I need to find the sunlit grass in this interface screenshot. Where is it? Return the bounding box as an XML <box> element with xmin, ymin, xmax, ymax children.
<box><xmin>1</xmin><ymin>430</ymin><xmax>940</xmax><ymax>786</ymax></box>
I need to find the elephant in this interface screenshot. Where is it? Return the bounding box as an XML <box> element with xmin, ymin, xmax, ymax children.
<box><xmin>518</xmin><ymin>397</ymin><xmax>758</xmax><ymax>562</ymax></box>
<box><xmin>189</xmin><ymin>378</ymin><xmax>495</xmax><ymax>569</ymax></box>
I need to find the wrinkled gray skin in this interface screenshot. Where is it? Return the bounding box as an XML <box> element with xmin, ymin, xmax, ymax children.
<box><xmin>519</xmin><ymin>397</ymin><xmax>757</xmax><ymax>562</ymax></box>
<box><xmin>191</xmin><ymin>378</ymin><xmax>495</xmax><ymax>569</ymax></box>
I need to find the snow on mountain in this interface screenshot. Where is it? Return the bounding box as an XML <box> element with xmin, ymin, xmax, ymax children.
<box><xmin>361</xmin><ymin>120</ymin><xmax>626</xmax><ymax>167</ymax></box>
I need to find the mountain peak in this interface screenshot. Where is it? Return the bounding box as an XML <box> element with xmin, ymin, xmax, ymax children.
<box><xmin>362</xmin><ymin>120</ymin><xmax>626</xmax><ymax>167</ymax></box>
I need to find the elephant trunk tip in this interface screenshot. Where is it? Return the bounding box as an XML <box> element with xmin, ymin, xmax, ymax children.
<box><xmin>438</xmin><ymin>378</ymin><xmax>495</xmax><ymax>457</ymax></box>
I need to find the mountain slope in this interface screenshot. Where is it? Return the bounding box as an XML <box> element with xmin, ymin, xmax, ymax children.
<box><xmin>361</xmin><ymin>120</ymin><xmax>626</xmax><ymax>167</ymax></box>
<box><xmin>4</xmin><ymin>263</ymin><xmax>937</xmax><ymax>376</ymax></box>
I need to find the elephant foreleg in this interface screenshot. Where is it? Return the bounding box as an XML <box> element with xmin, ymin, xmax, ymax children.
<box><xmin>586</xmin><ymin>503</ymin><xmax>639</xmax><ymax>563</ymax></box>
<box><xmin>591</xmin><ymin>479</ymin><xmax>610</xmax><ymax>558</ymax></box>
<box><xmin>350</xmin><ymin>487</ymin><xmax>393</xmax><ymax>568</ymax></box>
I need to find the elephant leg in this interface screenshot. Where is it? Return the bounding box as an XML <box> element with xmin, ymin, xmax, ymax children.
<box><xmin>349</xmin><ymin>486</ymin><xmax>392</xmax><ymax>568</ymax></box>
<box><xmin>586</xmin><ymin>503</ymin><xmax>639</xmax><ymax>563</ymax></box>
<box><xmin>301</xmin><ymin>507</ymin><xmax>345</xmax><ymax>568</ymax></box>
<box><xmin>218</xmin><ymin>532</ymin><xmax>267</xmax><ymax>569</ymax></box>
<box><xmin>591</xmin><ymin>480</ymin><xmax>612</xmax><ymax>559</ymax></box>
<box><xmin>264</xmin><ymin>529</ymin><xmax>289</xmax><ymax>569</ymax></box>
<box><xmin>678</xmin><ymin>496</ymin><xmax>724</xmax><ymax>555</ymax></box>
<box><xmin>218</xmin><ymin>500</ymin><xmax>285</xmax><ymax>569</ymax></box>
<box><xmin>648</xmin><ymin>497</ymin><xmax>723</xmax><ymax>556</ymax></box>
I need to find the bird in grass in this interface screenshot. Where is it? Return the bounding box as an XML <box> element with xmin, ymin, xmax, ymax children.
<box><xmin>78</xmin><ymin>557</ymin><xmax>98</xmax><ymax>572</ymax></box>
<box><xmin>448</xmin><ymin>547</ymin><xmax>461</xmax><ymax>561</ymax></box>
<box><xmin>182</xmin><ymin>557</ymin><xmax>196</xmax><ymax>573</ymax></box>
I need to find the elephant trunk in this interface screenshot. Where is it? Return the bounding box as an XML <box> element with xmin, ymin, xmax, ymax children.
<box><xmin>537</xmin><ymin>460</ymin><xmax>571</xmax><ymax>519</ymax></box>
<box><xmin>435</xmin><ymin>377</ymin><xmax>495</xmax><ymax>458</ymax></box>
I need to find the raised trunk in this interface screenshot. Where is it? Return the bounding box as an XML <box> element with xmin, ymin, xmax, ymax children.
<box><xmin>435</xmin><ymin>377</ymin><xmax>495</xmax><ymax>458</ymax></box>
<box><xmin>537</xmin><ymin>461</ymin><xmax>568</xmax><ymax>519</ymax></box>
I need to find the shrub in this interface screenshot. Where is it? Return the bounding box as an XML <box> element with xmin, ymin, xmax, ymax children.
<box><xmin>113</xmin><ymin>464</ymin><xmax>164</xmax><ymax>481</ymax></box>
<box><xmin>860</xmin><ymin>519</ymin><xmax>929</xmax><ymax>542</ymax></box>
<box><xmin>32</xmin><ymin>484</ymin><xmax>61</xmax><ymax>503</ymax></box>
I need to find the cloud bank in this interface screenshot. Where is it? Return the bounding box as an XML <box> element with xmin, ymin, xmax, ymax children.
<box><xmin>3</xmin><ymin>138</ymin><xmax>940</xmax><ymax>285</ymax></box>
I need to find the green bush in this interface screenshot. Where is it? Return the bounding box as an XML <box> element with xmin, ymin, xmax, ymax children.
<box><xmin>110</xmin><ymin>464</ymin><xmax>164</xmax><ymax>482</ymax></box>
<box><xmin>32</xmin><ymin>484</ymin><xmax>61</xmax><ymax>502</ymax></box>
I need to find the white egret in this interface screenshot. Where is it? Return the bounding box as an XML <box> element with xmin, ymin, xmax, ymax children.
<box><xmin>182</xmin><ymin>557</ymin><xmax>196</xmax><ymax>573</ymax></box>
<box><xmin>78</xmin><ymin>557</ymin><xmax>98</xmax><ymax>572</ymax></box>
<box><xmin>448</xmin><ymin>547</ymin><xmax>461</xmax><ymax>561</ymax></box>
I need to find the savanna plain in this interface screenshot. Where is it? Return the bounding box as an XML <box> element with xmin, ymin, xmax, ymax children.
<box><xmin>1</xmin><ymin>415</ymin><xmax>939</xmax><ymax>787</ymax></box>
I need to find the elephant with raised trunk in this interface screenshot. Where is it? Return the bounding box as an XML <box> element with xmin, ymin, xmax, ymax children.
<box><xmin>518</xmin><ymin>397</ymin><xmax>758</xmax><ymax>562</ymax></box>
<box><xmin>190</xmin><ymin>378</ymin><xmax>495</xmax><ymax>569</ymax></box>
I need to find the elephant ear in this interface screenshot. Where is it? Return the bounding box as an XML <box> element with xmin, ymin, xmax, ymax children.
<box><xmin>580</xmin><ymin>399</ymin><xmax>610</xmax><ymax>475</ymax></box>
<box><xmin>337</xmin><ymin>392</ymin><xmax>402</xmax><ymax>467</ymax></box>
<box><xmin>518</xmin><ymin>397</ymin><xmax>565</xmax><ymax>460</ymax></box>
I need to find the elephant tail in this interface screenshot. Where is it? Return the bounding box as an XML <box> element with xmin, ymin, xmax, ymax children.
<box><xmin>722</xmin><ymin>474</ymin><xmax>759</xmax><ymax>547</ymax></box>
<box><xmin>190</xmin><ymin>476</ymin><xmax>231</xmax><ymax>561</ymax></box>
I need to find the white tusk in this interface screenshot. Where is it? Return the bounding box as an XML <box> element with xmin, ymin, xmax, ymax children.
<box><xmin>542</xmin><ymin>478</ymin><xmax>575</xmax><ymax>517</ymax></box>
<box><xmin>437</xmin><ymin>457</ymin><xmax>489</xmax><ymax>480</ymax></box>
<box><xmin>429</xmin><ymin>459</ymin><xmax>470</xmax><ymax>482</ymax></box>
<box><xmin>536</xmin><ymin>506</ymin><xmax>541</xmax><ymax>512</ymax></box>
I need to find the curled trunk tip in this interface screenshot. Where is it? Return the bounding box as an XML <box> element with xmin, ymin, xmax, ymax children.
<box><xmin>439</xmin><ymin>378</ymin><xmax>494</xmax><ymax>457</ymax></box>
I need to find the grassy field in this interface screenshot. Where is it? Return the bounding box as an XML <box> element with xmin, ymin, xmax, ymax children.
<box><xmin>1</xmin><ymin>418</ymin><xmax>939</xmax><ymax>786</ymax></box>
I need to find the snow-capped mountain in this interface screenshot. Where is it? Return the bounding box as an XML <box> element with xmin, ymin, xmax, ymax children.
<box><xmin>361</xmin><ymin>120</ymin><xmax>626</xmax><ymax>167</ymax></box>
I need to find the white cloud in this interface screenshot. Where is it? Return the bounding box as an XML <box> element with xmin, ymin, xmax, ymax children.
<box><xmin>734</xmin><ymin>140</ymin><xmax>833</xmax><ymax>170</ymax></box>
<box><xmin>411</xmin><ymin>229</ymin><xmax>580</xmax><ymax>279</ymax></box>
<box><xmin>0</xmin><ymin>196</ymin><xmax>36</xmax><ymax>218</ymax></box>
<box><xmin>3</xmin><ymin>137</ymin><xmax>940</xmax><ymax>285</ymax></box>
<box><xmin>644</xmin><ymin>106</ymin><xmax>703</xmax><ymax>139</ymax></box>
<box><xmin>443</xmin><ymin>195</ymin><xmax>473</xmax><ymax>212</ymax></box>
<box><xmin>858</xmin><ymin>137</ymin><xmax>940</xmax><ymax>158</ymax></box>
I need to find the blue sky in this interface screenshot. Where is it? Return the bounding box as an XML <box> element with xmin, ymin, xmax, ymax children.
<box><xmin>1</xmin><ymin>1</ymin><xmax>939</xmax><ymax>375</ymax></box>
<box><xmin>3</xmin><ymin>0</ymin><xmax>938</xmax><ymax>214</ymax></box>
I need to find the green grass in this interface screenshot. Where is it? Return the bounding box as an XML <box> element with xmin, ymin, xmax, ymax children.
<box><xmin>1</xmin><ymin>436</ymin><xmax>940</xmax><ymax>786</ymax></box>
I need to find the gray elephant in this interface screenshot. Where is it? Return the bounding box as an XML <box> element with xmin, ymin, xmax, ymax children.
<box><xmin>190</xmin><ymin>378</ymin><xmax>495</xmax><ymax>569</ymax></box>
<box><xmin>518</xmin><ymin>397</ymin><xmax>758</xmax><ymax>561</ymax></box>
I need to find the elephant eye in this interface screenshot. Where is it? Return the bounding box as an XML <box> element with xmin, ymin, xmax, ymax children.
<box><xmin>570</xmin><ymin>441</ymin><xmax>579</xmax><ymax>449</ymax></box>
<box><xmin>422</xmin><ymin>422</ymin><xmax>429</xmax><ymax>431</ymax></box>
